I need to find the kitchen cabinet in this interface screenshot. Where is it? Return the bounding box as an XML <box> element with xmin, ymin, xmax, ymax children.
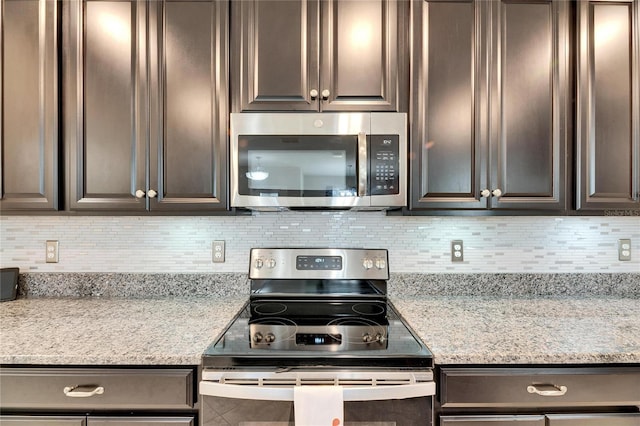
<box><xmin>0</xmin><ymin>367</ymin><xmax>197</xmax><ymax>424</ymax></box>
<box><xmin>64</xmin><ymin>0</ymin><xmax>228</xmax><ymax>212</ymax></box>
<box><xmin>576</xmin><ymin>0</ymin><xmax>640</xmax><ymax>212</ymax></box>
<box><xmin>0</xmin><ymin>0</ymin><xmax>60</xmax><ymax>211</ymax></box>
<box><xmin>410</xmin><ymin>0</ymin><xmax>569</xmax><ymax>211</ymax></box>
<box><xmin>231</xmin><ymin>0</ymin><xmax>407</xmax><ymax>112</ymax></box>
<box><xmin>437</xmin><ymin>367</ymin><xmax>640</xmax><ymax>425</ymax></box>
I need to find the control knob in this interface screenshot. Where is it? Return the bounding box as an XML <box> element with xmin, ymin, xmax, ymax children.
<box><xmin>266</xmin><ymin>258</ymin><xmax>276</xmax><ymax>269</ymax></box>
<box><xmin>362</xmin><ymin>258</ymin><xmax>374</xmax><ymax>270</ymax></box>
<box><xmin>265</xmin><ymin>333</ymin><xmax>276</xmax><ymax>343</ymax></box>
<box><xmin>375</xmin><ymin>258</ymin><xmax>386</xmax><ymax>270</ymax></box>
<box><xmin>362</xmin><ymin>333</ymin><xmax>373</xmax><ymax>343</ymax></box>
<box><xmin>253</xmin><ymin>332</ymin><xmax>263</xmax><ymax>343</ymax></box>
<box><xmin>254</xmin><ymin>258</ymin><xmax>264</xmax><ymax>269</ymax></box>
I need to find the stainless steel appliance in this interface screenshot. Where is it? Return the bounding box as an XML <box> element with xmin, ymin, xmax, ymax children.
<box><xmin>200</xmin><ymin>248</ymin><xmax>434</xmax><ymax>426</ymax></box>
<box><xmin>230</xmin><ymin>113</ymin><xmax>407</xmax><ymax>210</ymax></box>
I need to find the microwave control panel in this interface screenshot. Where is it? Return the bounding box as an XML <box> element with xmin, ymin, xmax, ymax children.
<box><xmin>369</xmin><ymin>135</ymin><xmax>400</xmax><ymax>195</ymax></box>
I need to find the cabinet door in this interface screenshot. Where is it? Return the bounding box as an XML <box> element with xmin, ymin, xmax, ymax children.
<box><xmin>576</xmin><ymin>0</ymin><xmax>640</xmax><ymax>211</ymax></box>
<box><xmin>231</xmin><ymin>0</ymin><xmax>319</xmax><ymax>112</ymax></box>
<box><xmin>88</xmin><ymin>417</ymin><xmax>194</xmax><ymax>426</ymax></box>
<box><xmin>488</xmin><ymin>0</ymin><xmax>569</xmax><ymax>210</ymax></box>
<box><xmin>320</xmin><ymin>0</ymin><xmax>404</xmax><ymax>111</ymax></box>
<box><xmin>410</xmin><ymin>0</ymin><xmax>488</xmax><ymax>209</ymax></box>
<box><xmin>0</xmin><ymin>416</ymin><xmax>86</xmax><ymax>426</ymax></box>
<box><xmin>0</xmin><ymin>0</ymin><xmax>59</xmax><ymax>211</ymax></box>
<box><xmin>64</xmin><ymin>0</ymin><xmax>147</xmax><ymax>211</ymax></box>
<box><xmin>441</xmin><ymin>416</ymin><xmax>545</xmax><ymax>426</ymax></box>
<box><xmin>148</xmin><ymin>0</ymin><xmax>228</xmax><ymax>211</ymax></box>
<box><xmin>547</xmin><ymin>413</ymin><xmax>640</xmax><ymax>426</ymax></box>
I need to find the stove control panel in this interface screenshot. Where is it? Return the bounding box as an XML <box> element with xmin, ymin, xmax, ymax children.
<box><xmin>249</xmin><ymin>248</ymin><xmax>389</xmax><ymax>280</ymax></box>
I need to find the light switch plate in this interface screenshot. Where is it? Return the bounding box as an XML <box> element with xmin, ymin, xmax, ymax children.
<box><xmin>451</xmin><ymin>240</ymin><xmax>464</xmax><ymax>262</ymax></box>
<box><xmin>46</xmin><ymin>240</ymin><xmax>59</xmax><ymax>263</ymax></box>
<box><xmin>618</xmin><ymin>239</ymin><xmax>631</xmax><ymax>261</ymax></box>
<box><xmin>212</xmin><ymin>240</ymin><xmax>225</xmax><ymax>263</ymax></box>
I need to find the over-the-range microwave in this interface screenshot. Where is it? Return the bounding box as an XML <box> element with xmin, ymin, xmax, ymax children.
<box><xmin>230</xmin><ymin>112</ymin><xmax>407</xmax><ymax>210</ymax></box>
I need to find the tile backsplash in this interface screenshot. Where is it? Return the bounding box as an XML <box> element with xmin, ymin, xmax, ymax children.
<box><xmin>1</xmin><ymin>213</ymin><xmax>639</xmax><ymax>273</ymax></box>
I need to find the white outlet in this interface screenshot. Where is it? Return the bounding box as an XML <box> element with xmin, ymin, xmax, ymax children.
<box><xmin>451</xmin><ymin>240</ymin><xmax>464</xmax><ymax>262</ymax></box>
<box><xmin>46</xmin><ymin>240</ymin><xmax>59</xmax><ymax>263</ymax></box>
<box><xmin>212</xmin><ymin>240</ymin><xmax>225</xmax><ymax>263</ymax></box>
<box><xmin>618</xmin><ymin>239</ymin><xmax>631</xmax><ymax>261</ymax></box>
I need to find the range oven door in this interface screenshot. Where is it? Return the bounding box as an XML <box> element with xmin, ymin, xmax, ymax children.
<box><xmin>230</xmin><ymin>112</ymin><xmax>406</xmax><ymax>210</ymax></box>
<box><xmin>199</xmin><ymin>370</ymin><xmax>435</xmax><ymax>426</ymax></box>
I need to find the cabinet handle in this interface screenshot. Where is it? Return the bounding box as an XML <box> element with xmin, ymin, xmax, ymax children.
<box><xmin>480</xmin><ymin>189</ymin><xmax>491</xmax><ymax>198</ymax></box>
<box><xmin>147</xmin><ymin>189</ymin><xmax>157</xmax><ymax>198</ymax></box>
<box><xmin>527</xmin><ymin>384</ymin><xmax>567</xmax><ymax>397</ymax></box>
<box><xmin>135</xmin><ymin>189</ymin><xmax>146</xmax><ymax>199</ymax></box>
<box><xmin>310</xmin><ymin>89</ymin><xmax>318</xmax><ymax>99</ymax></box>
<box><xmin>321</xmin><ymin>89</ymin><xmax>330</xmax><ymax>100</ymax></box>
<box><xmin>492</xmin><ymin>188</ymin><xmax>502</xmax><ymax>197</ymax></box>
<box><xmin>63</xmin><ymin>385</ymin><xmax>105</xmax><ymax>398</ymax></box>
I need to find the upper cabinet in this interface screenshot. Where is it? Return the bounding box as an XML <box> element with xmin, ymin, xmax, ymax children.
<box><xmin>64</xmin><ymin>0</ymin><xmax>228</xmax><ymax>212</ymax></box>
<box><xmin>410</xmin><ymin>0</ymin><xmax>569</xmax><ymax>211</ymax></box>
<box><xmin>576</xmin><ymin>0</ymin><xmax>640</xmax><ymax>212</ymax></box>
<box><xmin>1</xmin><ymin>0</ymin><xmax>59</xmax><ymax>211</ymax></box>
<box><xmin>231</xmin><ymin>0</ymin><xmax>407</xmax><ymax>112</ymax></box>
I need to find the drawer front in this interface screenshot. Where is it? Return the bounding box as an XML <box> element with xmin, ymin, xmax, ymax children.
<box><xmin>546</xmin><ymin>413</ymin><xmax>640</xmax><ymax>426</ymax></box>
<box><xmin>0</xmin><ymin>416</ymin><xmax>86</xmax><ymax>426</ymax></box>
<box><xmin>0</xmin><ymin>368</ymin><xmax>194</xmax><ymax>410</ymax></box>
<box><xmin>441</xmin><ymin>415</ymin><xmax>546</xmax><ymax>425</ymax></box>
<box><xmin>440</xmin><ymin>367</ymin><xmax>640</xmax><ymax>408</ymax></box>
<box><xmin>88</xmin><ymin>416</ymin><xmax>195</xmax><ymax>426</ymax></box>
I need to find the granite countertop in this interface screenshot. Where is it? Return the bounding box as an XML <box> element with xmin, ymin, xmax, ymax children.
<box><xmin>0</xmin><ymin>297</ymin><xmax>247</xmax><ymax>365</ymax></box>
<box><xmin>1</xmin><ymin>294</ymin><xmax>639</xmax><ymax>366</ymax></box>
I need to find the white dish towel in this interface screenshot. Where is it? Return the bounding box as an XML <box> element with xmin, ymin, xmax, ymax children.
<box><xmin>293</xmin><ymin>385</ymin><xmax>344</xmax><ymax>426</ymax></box>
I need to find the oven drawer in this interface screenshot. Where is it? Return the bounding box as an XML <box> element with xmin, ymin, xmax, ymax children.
<box><xmin>440</xmin><ymin>367</ymin><xmax>640</xmax><ymax>408</ymax></box>
<box><xmin>0</xmin><ymin>367</ymin><xmax>195</xmax><ymax>410</ymax></box>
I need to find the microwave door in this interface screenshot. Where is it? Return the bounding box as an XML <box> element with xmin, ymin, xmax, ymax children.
<box><xmin>235</xmin><ymin>134</ymin><xmax>370</xmax><ymax>209</ymax></box>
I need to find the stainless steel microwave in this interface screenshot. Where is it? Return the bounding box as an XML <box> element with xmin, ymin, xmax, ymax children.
<box><xmin>230</xmin><ymin>112</ymin><xmax>407</xmax><ymax>210</ymax></box>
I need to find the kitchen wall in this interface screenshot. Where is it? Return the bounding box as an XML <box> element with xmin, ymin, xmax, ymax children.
<box><xmin>1</xmin><ymin>213</ymin><xmax>638</xmax><ymax>274</ymax></box>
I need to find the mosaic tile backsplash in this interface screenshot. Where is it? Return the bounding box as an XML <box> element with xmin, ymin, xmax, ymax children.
<box><xmin>1</xmin><ymin>213</ymin><xmax>639</xmax><ymax>273</ymax></box>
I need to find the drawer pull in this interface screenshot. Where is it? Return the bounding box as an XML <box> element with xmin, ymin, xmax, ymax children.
<box><xmin>63</xmin><ymin>385</ymin><xmax>105</xmax><ymax>398</ymax></box>
<box><xmin>527</xmin><ymin>384</ymin><xmax>567</xmax><ymax>396</ymax></box>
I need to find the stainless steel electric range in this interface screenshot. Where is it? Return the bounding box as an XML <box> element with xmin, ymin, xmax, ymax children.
<box><xmin>200</xmin><ymin>248</ymin><xmax>434</xmax><ymax>426</ymax></box>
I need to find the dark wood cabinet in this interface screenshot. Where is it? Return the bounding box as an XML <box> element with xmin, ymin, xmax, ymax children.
<box><xmin>1</xmin><ymin>0</ymin><xmax>60</xmax><ymax>211</ymax></box>
<box><xmin>576</xmin><ymin>0</ymin><xmax>640</xmax><ymax>212</ymax></box>
<box><xmin>410</xmin><ymin>0</ymin><xmax>569</xmax><ymax>212</ymax></box>
<box><xmin>64</xmin><ymin>0</ymin><xmax>228</xmax><ymax>212</ymax></box>
<box><xmin>231</xmin><ymin>0</ymin><xmax>406</xmax><ymax>112</ymax></box>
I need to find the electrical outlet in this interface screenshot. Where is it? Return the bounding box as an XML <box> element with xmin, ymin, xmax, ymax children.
<box><xmin>46</xmin><ymin>240</ymin><xmax>59</xmax><ymax>263</ymax></box>
<box><xmin>619</xmin><ymin>239</ymin><xmax>631</xmax><ymax>261</ymax></box>
<box><xmin>451</xmin><ymin>240</ymin><xmax>464</xmax><ymax>262</ymax></box>
<box><xmin>212</xmin><ymin>240</ymin><xmax>225</xmax><ymax>263</ymax></box>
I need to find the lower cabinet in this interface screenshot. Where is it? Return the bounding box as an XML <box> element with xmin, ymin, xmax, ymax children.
<box><xmin>0</xmin><ymin>367</ymin><xmax>198</xmax><ymax>425</ymax></box>
<box><xmin>0</xmin><ymin>416</ymin><xmax>194</xmax><ymax>426</ymax></box>
<box><xmin>437</xmin><ymin>367</ymin><xmax>640</xmax><ymax>426</ymax></box>
<box><xmin>441</xmin><ymin>414</ymin><xmax>640</xmax><ymax>426</ymax></box>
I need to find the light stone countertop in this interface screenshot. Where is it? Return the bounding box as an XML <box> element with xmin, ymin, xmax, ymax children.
<box><xmin>1</xmin><ymin>295</ymin><xmax>639</xmax><ymax>366</ymax></box>
<box><xmin>392</xmin><ymin>296</ymin><xmax>640</xmax><ymax>365</ymax></box>
<box><xmin>0</xmin><ymin>297</ymin><xmax>247</xmax><ymax>365</ymax></box>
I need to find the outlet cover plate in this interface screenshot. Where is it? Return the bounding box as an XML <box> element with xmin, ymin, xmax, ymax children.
<box><xmin>46</xmin><ymin>240</ymin><xmax>59</xmax><ymax>263</ymax></box>
<box><xmin>451</xmin><ymin>240</ymin><xmax>464</xmax><ymax>262</ymax></box>
<box><xmin>213</xmin><ymin>240</ymin><xmax>225</xmax><ymax>263</ymax></box>
<box><xmin>619</xmin><ymin>239</ymin><xmax>631</xmax><ymax>261</ymax></box>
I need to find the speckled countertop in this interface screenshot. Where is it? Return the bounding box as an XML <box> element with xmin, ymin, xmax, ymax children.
<box><xmin>0</xmin><ymin>297</ymin><xmax>247</xmax><ymax>365</ymax></box>
<box><xmin>1</xmin><ymin>272</ymin><xmax>639</xmax><ymax>366</ymax></box>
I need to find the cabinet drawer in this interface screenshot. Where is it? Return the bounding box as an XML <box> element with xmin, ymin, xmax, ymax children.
<box><xmin>440</xmin><ymin>367</ymin><xmax>640</xmax><ymax>408</ymax></box>
<box><xmin>0</xmin><ymin>368</ymin><xmax>194</xmax><ymax>410</ymax></box>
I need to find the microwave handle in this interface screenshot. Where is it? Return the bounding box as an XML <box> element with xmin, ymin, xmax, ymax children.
<box><xmin>358</xmin><ymin>132</ymin><xmax>368</xmax><ymax>197</ymax></box>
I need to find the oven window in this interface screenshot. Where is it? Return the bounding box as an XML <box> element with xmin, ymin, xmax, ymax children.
<box><xmin>238</xmin><ymin>135</ymin><xmax>358</xmax><ymax>197</ymax></box>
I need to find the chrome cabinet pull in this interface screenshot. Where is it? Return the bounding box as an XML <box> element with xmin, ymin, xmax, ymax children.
<box><xmin>63</xmin><ymin>385</ymin><xmax>105</xmax><ymax>398</ymax></box>
<box><xmin>527</xmin><ymin>384</ymin><xmax>567</xmax><ymax>396</ymax></box>
<box><xmin>135</xmin><ymin>189</ymin><xmax>145</xmax><ymax>199</ymax></box>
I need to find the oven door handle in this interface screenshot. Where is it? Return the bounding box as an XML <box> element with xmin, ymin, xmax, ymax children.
<box><xmin>357</xmin><ymin>132</ymin><xmax>368</xmax><ymax>197</ymax></box>
<box><xmin>199</xmin><ymin>381</ymin><xmax>435</xmax><ymax>402</ymax></box>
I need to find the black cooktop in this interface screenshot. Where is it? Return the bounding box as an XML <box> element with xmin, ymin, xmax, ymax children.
<box><xmin>202</xmin><ymin>301</ymin><xmax>433</xmax><ymax>369</ymax></box>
